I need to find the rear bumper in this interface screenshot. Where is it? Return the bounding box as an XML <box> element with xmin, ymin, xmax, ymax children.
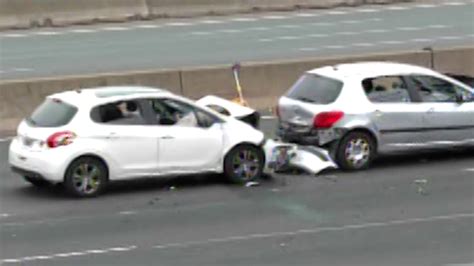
<box><xmin>277</xmin><ymin>123</ymin><xmax>344</xmax><ymax>146</ymax></box>
<box><xmin>8</xmin><ymin>138</ymin><xmax>65</xmax><ymax>183</ymax></box>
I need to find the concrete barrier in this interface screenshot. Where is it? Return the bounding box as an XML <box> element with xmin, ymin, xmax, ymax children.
<box><xmin>1</xmin><ymin>46</ymin><xmax>473</xmax><ymax>135</ymax></box>
<box><xmin>0</xmin><ymin>0</ymin><xmax>412</xmax><ymax>30</ymax></box>
<box><xmin>0</xmin><ymin>0</ymin><xmax>148</xmax><ymax>30</ymax></box>
<box><xmin>146</xmin><ymin>0</ymin><xmax>411</xmax><ymax>18</ymax></box>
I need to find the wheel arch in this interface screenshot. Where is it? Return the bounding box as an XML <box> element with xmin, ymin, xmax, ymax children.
<box><xmin>63</xmin><ymin>153</ymin><xmax>110</xmax><ymax>182</ymax></box>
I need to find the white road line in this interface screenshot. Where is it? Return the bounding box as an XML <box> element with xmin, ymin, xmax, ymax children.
<box><xmin>278</xmin><ymin>36</ymin><xmax>301</xmax><ymax>40</ymax></box>
<box><xmin>411</xmin><ymin>38</ymin><xmax>432</xmax><ymax>42</ymax></box>
<box><xmin>356</xmin><ymin>8</ymin><xmax>379</xmax><ymax>13</ymax></box>
<box><xmin>416</xmin><ymin>4</ymin><xmax>436</xmax><ymax>8</ymax></box>
<box><xmin>118</xmin><ymin>211</ymin><xmax>137</xmax><ymax>215</ymax></box>
<box><xmin>445</xmin><ymin>264</ymin><xmax>474</xmax><ymax>266</ymax></box>
<box><xmin>442</xmin><ymin>2</ymin><xmax>466</xmax><ymax>6</ymax></box>
<box><xmin>386</xmin><ymin>6</ymin><xmax>409</xmax><ymax>10</ymax></box>
<box><xmin>337</xmin><ymin>31</ymin><xmax>358</xmax><ymax>36</ymax></box>
<box><xmin>102</xmin><ymin>26</ymin><xmax>129</xmax><ymax>31</ymax></box>
<box><xmin>439</xmin><ymin>35</ymin><xmax>463</xmax><ymax>40</ymax></box>
<box><xmin>326</xmin><ymin>10</ymin><xmax>348</xmax><ymax>15</ymax></box>
<box><xmin>262</xmin><ymin>15</ymin><xmax>287</xmax><ymax>20</ymax></box>
<box><xmin>325</xmin><ymin>45</ymin><xmax>345</xmax><ymax>49</ymax></box>
<box><xmin>152</xmin><ymin>213</ymin><xmax>474</xmax><ymax>250</ymax></box>
<box><xmin>219</xmin><ymin>29</ymin><xmax>242</xmax><ymax>33</ymax></box>
<box><xmin>69</xmin><ymin>28</ymin><xmax>97</xmax><ymax>33</ymax></box>
<box><xmin>133</xmin><ymin>24</ymin><xmax>161</xmax><ymax>29</ymax></box>
<box><xmin>353</xmin><ymin>42</ymin><xmax>374</xmax><ymax>47</ymax></box>
<box><xmin>379</xmin><ymin>40</ymin><xmax>404</xmax><ymax>45</ymax></box>
<box><xmin>191</xmin><ymin>31</ymin><xmax>212</xmax><ymax>35</ymax></box>
<box><xmin>276</xmin><ymin>24</ymin><xmax>301</xmax><ymax>29</ymax></box>
<box><xmin>166</xmin><ymin>22</ymin><xmax>193</xmax><ymax>26</ymax></box>
<box><xmin>294</xmin><ymin>13</ymin><xmax>319</xmax><ymax>17</ymax></box>
<box><xmin>308</xmin><ymin>33</ymin><xmax>328</xmax><ymax>38</ymax></box>
<box><xmin>1</xmin><ymin>213</ymin><xmax>12</xmax><ymax>218</ymax></box>
<box><xmin>365</xmin><ymin>29</ymin><xmax>388</xmax><ymax>33</ymax></box>
<box><xmin>199</xmin><ymin>20</ymin><xmax>224</xmax><ymax>24</ymax></box>
<box><xmin>248</xmin><ymin>26</ymin><xmax>270</xmax><ymax>31</ymax></box>
<box><xmin>2</xmin><ymin>246</ymin><xmax>137</xmax><ymax>264</ymax></box>
<box><xmin>32</xmin><ymin>31</ymin><xmax>61</xmax><ymax>36</ymax></box>
<box><xmin>261</xmin><ymin>115</ymin><xmax>276</xmax><ymax>119</ymax></box>
<box><xmin>397</xmin><ymin>26</ymin><xmax>421</xmax><ymax>31</ymax></box>
<box><xmin>464</xmin><ymin>168</ymin><xmax>474</xmax><ymax>172</ymax></box>
<box><xmin>12</xmin><ymin>68</ymin><xmax>33</xmax><ymax>72</ymax></box>
<box><xmin>299</xmin><ymin>47</ymin><xmax>318</xmax><ymax>51</ymax></box>
<box><xmin>230</xmin><ymin>17</ymin><xmax>258</xmax><ymax>22</ymax></box>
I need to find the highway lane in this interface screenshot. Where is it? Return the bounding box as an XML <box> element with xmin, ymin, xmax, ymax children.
<box><xmin>1</xmin><ymin>0</ymin><xmax>474</xmax><ymax>81</ymax></box>
<box><xmin>0</xmin><ymin>118</ymin><xmax>473</xmax><ymax>265</ymax></box>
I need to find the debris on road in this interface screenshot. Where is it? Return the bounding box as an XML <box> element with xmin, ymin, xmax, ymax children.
<box><xmin>245</xmin><ymin>181</ymin><xmax>260</xmax><ymax>187</ymax></box>
<box><xmin>413</xmin><ymin>179</ymin><xmax>429</xmax><ymax>195</ymax></box>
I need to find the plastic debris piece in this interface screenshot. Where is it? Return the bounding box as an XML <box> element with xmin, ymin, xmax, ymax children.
<box><xmin>245</xmin><ymin>181</ymin><xmax>260</xmax><ymax>187</ymax></box>
<box><xmin>169</xmin><ymin>186</ymin><xmax>177</xmax><ymax>191</ymax></box>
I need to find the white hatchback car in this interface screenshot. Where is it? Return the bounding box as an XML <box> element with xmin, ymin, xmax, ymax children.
<box><xmin>9</xmin><ymin>87</ymin><xmax>266</xmax><ymax>197</ymax></box>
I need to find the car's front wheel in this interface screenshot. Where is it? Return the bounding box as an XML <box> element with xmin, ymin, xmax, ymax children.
<box><xmin>64</xmin><ymin>157</ymin><xmax>108</xmax><ymax>198</ymax></box>
<box><xmin>335</xmin><ymin>131</ymin><xmax>376</xmax><ymax>171</ymax></box>
<box><xmin>224</xmin><ymin>144</ymin><xmax>265</xmax><ymax>184</ymax></box>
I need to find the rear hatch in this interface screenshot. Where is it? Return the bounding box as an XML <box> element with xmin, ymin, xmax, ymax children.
<box><xmin>278</xmin><ymin>73</ymin><xmax>344</xmax><ymax>129</ymax></box>
<box><xmin>17</xmin><ymin>98</ymin><xmax>78</xmax><ymax>151</ymax></box>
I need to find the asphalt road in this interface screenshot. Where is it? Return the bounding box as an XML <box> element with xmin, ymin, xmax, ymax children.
<box><xmin>1</xmin><ymin>0</ymin><xmax>474</xmax><ymax>81</ymax></box>
<box><xmin>0</xmin><ymin>118</ymin><xmax>473</xmax><ymax>265</ymax></box>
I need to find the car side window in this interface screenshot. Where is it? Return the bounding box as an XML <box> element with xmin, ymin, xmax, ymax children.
<box><xmin>410</xmin><ymin>75</ymin><xmax>467</xmax><ymax>103</ymax></box>
<box><xmin>91</xmin><ymin>100</ymin><xmax>148</xmax><ymax>125</ymax></box>
<box><xmin>362</xmin><ymin>76</ymin><xmax>411</xmax><ymax>103</ymax></box>
<box><xmin>150</xmin><ymin>98</ymin><xmax>206</xmax><ymax>127</ymax></box>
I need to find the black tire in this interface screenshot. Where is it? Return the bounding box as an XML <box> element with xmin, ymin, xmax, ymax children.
<box><xmin>335</xmin><ymin>131</ymin><xmax>376</xmax><ymax>171</ymax></box>
<box><xmin>23</xmin><ymin>176</ymin><xmax>50</xmax><ymax>188</ymax></box>
<box><xmin>64</xmin><ymin>157</ymin><xmax>108</xmax><ymax>198</ymax></box>
<box><xmin>224</xmin><ymin>144</ymin><xmax>265</xmax><ymax>184</ymax></box>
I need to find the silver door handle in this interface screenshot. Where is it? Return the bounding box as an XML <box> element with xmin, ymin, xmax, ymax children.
<box><xmin>160</xmin><ymin>136</ymin><xmax>174</xmax><ymax>140</ymax></box>
<box><xmin>427</xmin><ymin>108</ymin><xmax>435</xmax><ymax>113</ymax></box>
<box><xmin>106</xmin><ymin>132</ymin><xmax>118</xmax><ymax>139</ymax></box>
<box><xmin>374</xmin><ymin>110</ymin><xmax>383</xmax><ymax>117</ymax></box>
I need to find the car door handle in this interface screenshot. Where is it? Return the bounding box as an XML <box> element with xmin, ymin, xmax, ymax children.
<box><xmin>374</xmin><ymin>110</ymin><xmax>383</xmax><ymax>117</ymax></box>
<box><xmin>427</xmin><ymin>108</ymin><xmax>435</xmax><ymax>114</ymax></box>
<box><xmin>160</xmin><ymin>136</ymin><xmax>174</xmax><ymax>140</ymax></box>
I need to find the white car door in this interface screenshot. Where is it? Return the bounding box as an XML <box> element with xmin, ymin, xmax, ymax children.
<box><xmin>407</xmin><ymin>75</ymin><xmax>474</xmax><ymax>143</ymax></box>
<box><xmin>92</xmin><ymin>99</ymin><xmax>159</xmax><ymax>179</ymax></box>
<box><xmin>149</xmin><ymin>98</ymin><xmax>225</xmax><ymax>173</ymax></box>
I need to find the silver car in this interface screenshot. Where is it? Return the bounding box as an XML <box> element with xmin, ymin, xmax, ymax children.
<box><xmin>277</xmin><ymin>62</ymin><xmax>474</xmax><ymax>170</ymax></box>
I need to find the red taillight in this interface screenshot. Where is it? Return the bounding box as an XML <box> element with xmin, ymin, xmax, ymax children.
<box><xmin>313</xmin><ymin>111</ymin><xmax>344</xmax><ymax>129</ymax></box>
<box><xmin>46</xmin><ymin>131</ymin><xmax>76</xmax><ymax>148</ymax></box>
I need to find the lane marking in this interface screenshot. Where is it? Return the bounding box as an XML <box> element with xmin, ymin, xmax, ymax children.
<box><xmin>69</xmin><ymin>28</ymin><xmax>97</xmax><ymax>33</ymax></box>
<box><xmin>1</xmin><ymin>33</ymin><xmax>28</xmax><ymax>38</ymax></box>
<box><xmin>326</xmin><ymin>10</ymin><xmax>348</xmax><ymax>15</ymax></box>
<box><xmin>199</xmin><ymin>20</ymin><xmax>223</xmax><ymax>24</ymax></box>
<box><xmin>294</xmin><ymin>13</ymin><xmax>319</xmax><ymax>17</ymax></box>
<box><xmin>0</xmin><ymin>213</ymin><xmax>12</xmax><ymax>218</ymax></box>
<box><xmin>386</xmin><ymin>6</ymin><xmax>409</xmax><ymax>10</ymax></box>
<box><xmin>133</xmin><ymin>24</ymin><xmax>161</xmax><ymax>29</ymax></box>
<box><xmin>12</xmin><ymin>67</ymin><xmax>33</xmax><ymax>72</ymax></box>
<box><xmin>219</xmin><ymin>29</ymin><xmax>242</xmax><ymax>33</ymax></box>
<box><xmin>2</xmin><ymin>245</ymin><xmax>137</xmax><ymax>264</ymax></box>
<box><xmin>464</xmin><ymin>168</ymin><xmax>474</xmax><ymax>172</ymax></box>
<box><xmin>166</xmin><ymin>22</ymin><xmax>193</xmax><ymax>26</ymax></box>
<box><xmin>416</xmin><ymin>4</ymin><xmax>436</xmax><ymax>8</ymax></box>
<box><xmin>118</xmin><ymin>211</ymin><xmax>137</xmax><ymax>215</ymax></box>
<box><xmin>298</xmin><ymin>34</ymin><xmax>474</xmax><ymax>52</ymax></box>
<box><xmin>102</xmin><ymin>26</ymin><xmax>129</xmax><ymax>31</ymax></box>
<box><xmin>152</xmin><ymin>213</ymin><xmax>474</xmax><ymax>250</ymax></box>
<box><xmin>262</xmin><ymin>15</ymin><xmax>287</xmax><ymax>20</ymax></box>
<box><xmin>33</xmin><ymin>31</ymin><xmax>61</xmax><ymax>36</ymax></box>
<box><xmin>276</xmin><ymin>24</ymin><xmax>301</xmax><ymax>29</ymax></box>
<box><xmin>356</xmin><ymin>8</ymin><xmax>378</xmax><ymax>13</ymax></box>
<box><xmin>442</xmin><ymin>2</ymin><xmax>466</xmax><ymax>6</ymax></box>
<box><xmin>260</xmin><ymin>24</ymin><xmax>451</xmax><ymax>42</ymax></box>
<box><xmin>261</xmin><ymin>116</ymin><xmax>276</xmax><ymax>119</ymax></box>
<box><xmin>230</xmin><ymin>17</ymin><xmax>258</xmax><ymax>22</ymax></box>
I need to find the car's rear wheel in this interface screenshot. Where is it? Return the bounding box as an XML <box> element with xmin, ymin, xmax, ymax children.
<box><xmin>336</xmin><ymin>131</ymin><xmax>376</xmax><ymax>171</ymax></box>
<box><xmin>64</xmin><ymin>157</ymin><xmax>108</xmax><ymax>198</ymax></box>
<box><xmin>224</xmin><ymin>144</ymin><xmax>265</xmax><ymax>184</ymax></box>
<box><xmin>23</xmin><ymin>176</ymin><xmax>50</xmax><ymax>187</ymax></box>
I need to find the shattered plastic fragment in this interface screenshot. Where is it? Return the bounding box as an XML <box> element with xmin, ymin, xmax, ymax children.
<box><xmin>245</xmin><ymin>181</ymin><xmax>260</xmax><ymax>187</ymax></box>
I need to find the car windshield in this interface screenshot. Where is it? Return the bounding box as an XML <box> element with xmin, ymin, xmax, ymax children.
<box><xmin>27</xmin><ymin>98</ymin><xmax>78</xmax><ymax>127</ymax></box>
<box><xmin>286</xmin><ymin>74</ymin><xmax>343</xmax><ymax>104</ymax></box>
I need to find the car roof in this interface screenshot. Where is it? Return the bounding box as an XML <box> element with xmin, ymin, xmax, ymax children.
<box><xmin>47</xmin><ymin>86</ymin><xmax>174</xmax><ymax>106</ymax></box>
<box><xmin>307</xmin><ymin>62</ymin><xmax>439</xmax><ymax>80</ymax></box>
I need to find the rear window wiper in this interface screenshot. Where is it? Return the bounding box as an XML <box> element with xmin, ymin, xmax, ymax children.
<box><xmin>26</xmin><ymin>117</ymin><xmax>37</xmax><ymax>125</ymax></box>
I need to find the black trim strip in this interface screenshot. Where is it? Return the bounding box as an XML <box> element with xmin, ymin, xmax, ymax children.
<box><xmin>381</xmin><ymin>125</ymin><xmax>474</xmax><ymax>134</ymax></box>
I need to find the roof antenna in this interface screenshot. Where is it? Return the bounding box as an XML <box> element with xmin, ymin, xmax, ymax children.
<box><xmin>422</xmin><ymin>47</ymin><xmax>435</xmax><ymax>70</ymax></box>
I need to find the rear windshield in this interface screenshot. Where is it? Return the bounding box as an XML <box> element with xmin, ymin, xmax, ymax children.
<box><xmin>286</xmin><ymin>74</ymin><xmax>343</xmax><ymax>104</ymax></box>
<box><xmin>27</xmin><ymin>98</ymin><xmax>78</xmax><ymax>127</ymax></box>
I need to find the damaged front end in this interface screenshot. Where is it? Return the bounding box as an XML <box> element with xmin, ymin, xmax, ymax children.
<box><xmin>195</xmin><ymin>95</ymin><xmax>337</xmax><ymax>175</ymax></box>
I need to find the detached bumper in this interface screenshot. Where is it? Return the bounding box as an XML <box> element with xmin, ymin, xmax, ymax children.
<box><xmin>277</xmin><ymin>123</ymin><xmax>344</xmax><ymax>146</ymax></box>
